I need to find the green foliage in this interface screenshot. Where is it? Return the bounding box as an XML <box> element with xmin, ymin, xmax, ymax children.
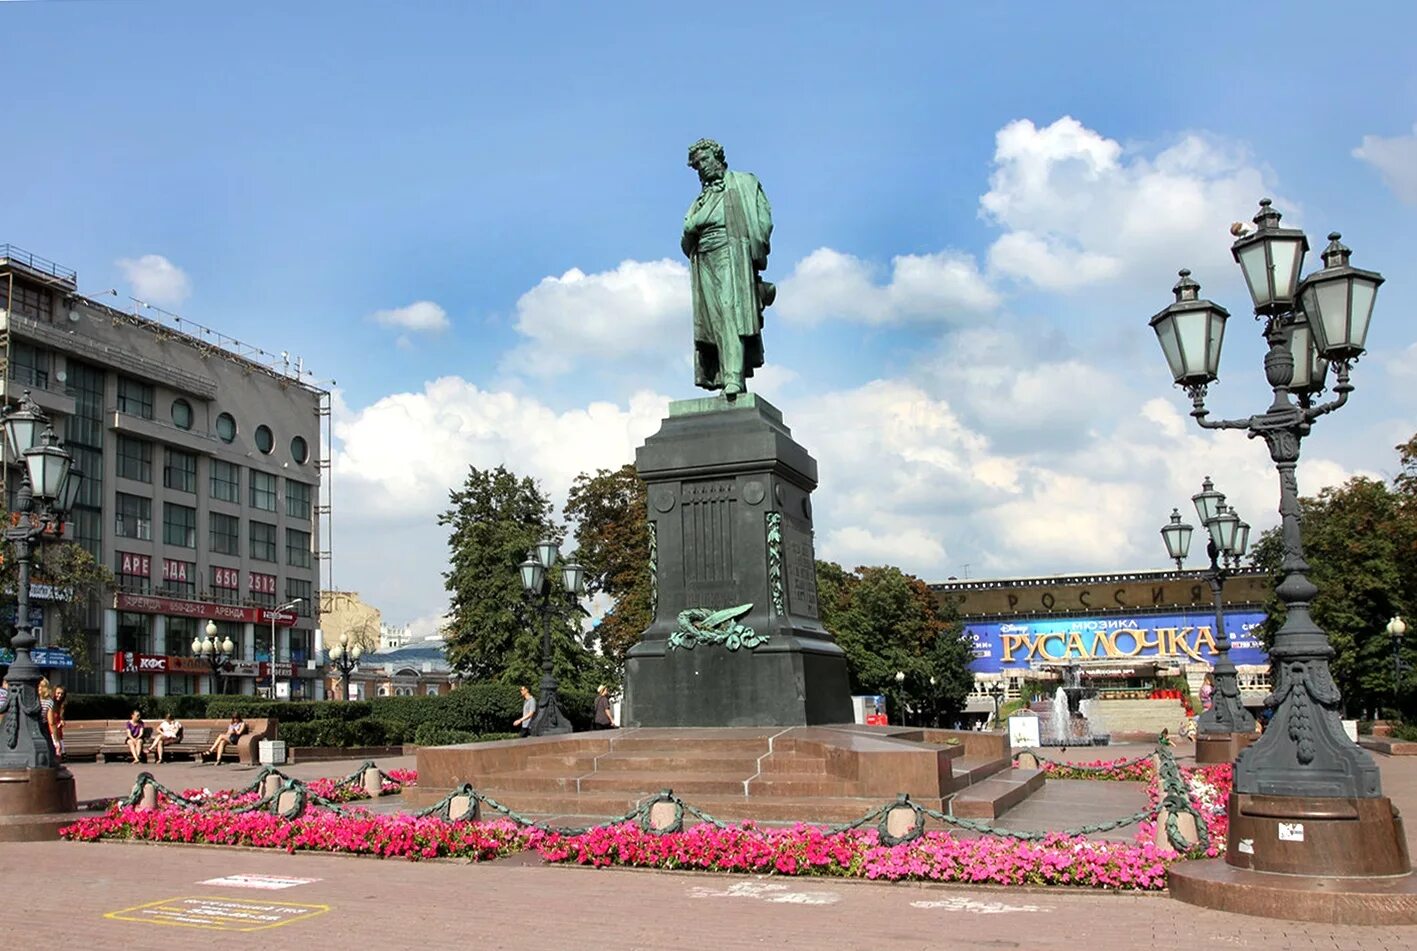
<box><xmin>413</xmin><ymin>723</ymin><xmax>478</xmax><ymax>745</ymax></box>
<box><xmin>1250</xmin><ymin>434</ymin><xmax>1417</xmax><ymax>719</ymax></box>
<box><xmin>815</xmin><ymin>561</ymin><xmax>974</xmax><ymax>724</ymax></box>
<box><xmin>564</xmin><ymin>463</ymin><xmax>651</xmax><ymax>680</ymax></box>
<box><xmin>0</xmin><ymin>503</ymin><xmax>113</xmax><ymax>672</ymax></box>
<box><xmin>439</xmin><ymin>465</ymin><xmax>596</xmax><ymax>690</ymax></box>
<box><xmin>64</xmin><ymin>693</ymin><xmax>209</xmax><ymax>720</ymax></box>
<box><xmin>201</xmin><ymin>697</ymin><xmax>372</xmax><ymax>723</ymax></box>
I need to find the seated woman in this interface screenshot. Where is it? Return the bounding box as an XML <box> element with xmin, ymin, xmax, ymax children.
<box><xmin>124</xmin><ymin>710</ymin><xmax>145</xmax><ymax>764</ymax></box>
<box><xmin>146</xmin><ymin>713</ymin><xmax>183</xmax><ymax>764</ymax></box>
<box><xmin>201</xmin><ymin>715</ymin><xmax>246</xmax><ymax>764</ymax></box>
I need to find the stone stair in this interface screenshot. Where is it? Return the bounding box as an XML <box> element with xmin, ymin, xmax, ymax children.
<box><xmin>408</xmin><ymin>725</ymin><xmax>1047</xmax><ymax>825</ymax></box>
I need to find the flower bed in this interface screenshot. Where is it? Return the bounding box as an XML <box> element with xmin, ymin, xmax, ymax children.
<box><xmin>58</xmin><ymin>756</ymin><xmax>1230</xmax><ymax>890</ymax></box>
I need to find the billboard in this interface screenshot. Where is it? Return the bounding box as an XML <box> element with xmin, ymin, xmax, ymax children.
<box><xmin>966</xmin><ymin>611</ymin><xmax>1269</xmax><ymax>674</ymax></box>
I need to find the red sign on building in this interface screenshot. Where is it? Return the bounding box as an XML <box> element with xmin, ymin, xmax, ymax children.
<box><xmin>212</xmin><ymin>566</ymin><xmax>240</xmax><ymax>590</ymax></box>
<box><xmin>162</xmin><ymin>559</ymin><xmax>191</xmax><ymax>583</ymax></box>
<box><xmin>118</xmin><ymin>552</ymin><xmax>151</xmax><ymax>577</ymax></box>
<box><xmin>113</xmin><ymin>651</ymin><xmax>169</xmax><ymax>674</ymax></box>
<box><xmin>249</xmin><ymin>573</ymin><xmax>277</xmax><ymax>596</ymax></box>
<box><xmin>113</xmin><ymin>593</ymin><xmax>297</xmax><ymax>626</ymax></box>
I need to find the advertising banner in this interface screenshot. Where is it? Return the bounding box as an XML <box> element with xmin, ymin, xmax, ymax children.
<box><xmin>114</xmin><ymin>593</ymin><xmax>297</xmax><ymax>626</ymax></box>
<box><xmin>966</xmin><ymin>611</ymin><xmax>1269</xmax><ymax>674</ymax></box>
<box><xmin>0</xmin><ymin>647</ymin><xmax>75</xmax><ymax>668</ymax></box>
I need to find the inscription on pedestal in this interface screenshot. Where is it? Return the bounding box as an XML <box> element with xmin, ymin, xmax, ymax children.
<box><xmin>782</xmin><ymin>517</ymin><xmax>819</xmax><ymax>619</ymax></box>
<box><xmin>682</xmin><ymin>480</ymin><xmax>736</xmax><ymax>583</ymax></box>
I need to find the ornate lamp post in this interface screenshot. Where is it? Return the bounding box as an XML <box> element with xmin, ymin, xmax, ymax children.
<box><xmin>1161</xmin><ymin>481</ymin><xmax>1256</xmax><ymax>760</ymax></box>
<box><xmin>191</xmin><ymin>620</ymin><xmax>235</xmax><ymax>695</ymax></box>
<box><xmin>517</xmin><ymin>540</ymin><xmax>585</xmax><ymax>736</ymax></box>
<box><xmin>1152</xmin><ymin>201</ymin><xmax>1417</xmax><ymax>917</ymax></box>
<box><xmin>1389</xmin><ymin>616</ymin><xmax>1407</xmax><ymax>714</ymax></box>
<box><xmin>327</xmin><ymin>632</ymin><xmax>364</xmax><ymax>702</ymax></box>
<box><xmin>0</xmin><ymin>391</ymin><xmax>82</xmax><ymax>824</ymax></box>
<box><xmin>265</xmin><ymin>597</ymin><xmax>302</xmax><ymax>699</ymax></box>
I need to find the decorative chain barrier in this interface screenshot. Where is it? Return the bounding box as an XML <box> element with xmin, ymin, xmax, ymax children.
<box><xmin>117</xmin><ymin>746</ymin><xmax>1210</xmax><ymax>853</ymax></box>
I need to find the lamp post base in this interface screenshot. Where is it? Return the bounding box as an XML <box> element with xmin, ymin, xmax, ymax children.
<box><xmin>0</xmin><ymin>766</ymin><xmax>78</xmax><ymax>842</ymax></box>
<box><xmin>1169</xmin><ymin>791</ymin><xmax>1417</xmax><ymax>923</ymax></box>
<box><xmin>1195</xmin><ymin>730</ymin><xmax>1260</xmax><ymax>764</ymax></box>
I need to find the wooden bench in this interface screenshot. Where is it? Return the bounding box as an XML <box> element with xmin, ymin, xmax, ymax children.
<box><xmin>64</xmin><ymin>718</ymin><xmax>276</xmax><ymax>765</ymax></box>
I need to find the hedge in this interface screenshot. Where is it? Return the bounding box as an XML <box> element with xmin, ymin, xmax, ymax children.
<box><xmin>61</xmin><ymin>683</ymin><xmax>598</xmax><ymax>744</ymax></box>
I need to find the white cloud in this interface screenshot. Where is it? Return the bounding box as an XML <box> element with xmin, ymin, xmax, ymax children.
<box><xmin>330</xmin><ymin>379</ymin><xmax>669</xmax><ymax>623</ymax></box>
<box><xmin>775</xmin><ymin>248</ymin><xmax>999</xmax><ymax>325</ymax></box>
<box><xmin>1354</xmin><ymin>125</ymin><xmax>1417</xmax><ymax>205</ymax></box>
<box><xmin>371</xmin><ymin>300</ymin><xmax>450</xmax><ymax>334</ymax></box>
<box><xmin>504</xmin><ymin>258</ymin><xmax>688</xmax><ymax>377</ymax></box>
<box><xmin>981</xmin><ymin>116</ymin><xmax>1275</xmax><ymax>292</ymax></box>
<box><xmin>116</xmin><ymin>253</ymin><xmax>191</xmax><ymax>306</ymax></box>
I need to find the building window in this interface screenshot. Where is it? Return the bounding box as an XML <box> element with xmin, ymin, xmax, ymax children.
<box><xmin>286</xmin><ymin>479</ymin><xmax>312</xmax><ymax>520</ymax></box>
<box><xmin>116</xmin><ymin>376</ymin><xmax>154</xmax><ymax>419</ymax></box>
<box><xmin>255</xmin><ymin>424</ymin><xmax>274</xmax><ymax>454</ymax></box>
<box><xmin>210</xmin><ymin>459</ymin><xmax>240</xmax><ymax>503</ymax></box>
<box><xmin>211</xmin><ymin>564</ymin><xmax>240</xmax><ymax>603</ymax></box>
<box><xmin>250</xmin><ymin>470</ymin><xmax>277</xmax><ymax>511</ymax></box>
<box><xmin>286</xmin><ymin>529</ymin><xmax>312</xmax><ymax>569</ymax></box>
<box><xmin>10</xmin><ymin>342</ymin><xmax>51</xmax><ymax>389</ymax></box>
<box><xmin>116</xmin><ymin>435</ymin><xmax>152</xmax><ymax>483</ymax></box>
<box><xmin>171</xmin><ymin>398</ymin><xmax>193</xmax><ymax>430</ymax></box>
<box><xmin>210</xmin><ymin>512</ymin><xmax>240</xmax><ymax>555</ymax></box>
<box><xmin>72</xmin><ymin>507</ymin><xmax>102</xmax><ymax>560</ymax></box>
<box><xmin>64</xmin><ymin>360</ymin><xmax>106</xmax><ymax>449</ymax></box>
<box><xmin>286</xmin><ymin>578</ymin><xmax>312</xmax><ymax>615</ymax></box>
<box><xmin>68</xmin><ymin>445</ymin><xmax>103</xmax><ymax>508</ymax></box>
<box><xmin>163</xmin><ymin>502</ymin><xmax>197</xmax><ymax>548</ymax></box>
<box><xmin>161</xmin><ymin>559</ymin><xmax>196</xmax><ymax>598</ymax></box>
<box><xmin>164</xmin><ymin>448</ymin><xmax>197</xmax><ymax>493</ymax></box>
<box><xmin>113</xmin><ymin>552</ymin><xmax>151</xmax><ymax>594</ymax></box>
<box><xmin>0</xmin><ymin>281</ymin><xmax>54</xmax><ymax>321</ymax></box>
<box><xmin>290</xmin><ymin>436</ymin><xmax>309</xmax><ymax>464</ymax></box>
<box><xmin>216</xmin><ymin>412</ymin><xmax>236</xmax><ymax>443</ymax></box>
<box><xmin>289</xmin><ymin>627</ymin><xmax>311</xmax><ymax>664</ymax></box>
<box><xmin>115</xmin><ymin>493</ymin><xmax>152</xmax><ymax>540</ymax></box>
<box><xmin>250</xmin><ymin>521</ymin><xmax>277</xmax><ymax>562</ymax></box>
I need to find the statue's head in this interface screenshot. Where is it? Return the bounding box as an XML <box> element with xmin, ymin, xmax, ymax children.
<box><xmin>687</xmin><ymin>138</ymin><xmax>727</xmax><ymax>183</ymax></box>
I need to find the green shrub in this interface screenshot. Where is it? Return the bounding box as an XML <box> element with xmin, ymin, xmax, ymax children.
<box><xmin>1392</xmin><ymin>723</ymin><xmax>1417</xmax><ymax>742</ymax></box>
<box><xmin>413</xmin><ymin>723</ymin><xmax>480</xmax><ymax>745</ymax></box>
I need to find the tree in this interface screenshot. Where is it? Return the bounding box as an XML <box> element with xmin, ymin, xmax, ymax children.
<box><xmin>1251</xmin><ymin>433</ymin><xmax>1417</xmax><ymax>719</ymax></box>
<box><xmin>815</xmin><ymin>561</ymin><xmax>974</xmax><ymax>724</ymax></box>
<box><xmin>438</xmin><ymin>465</ymin><xmax>594</xmax><ymax>689</ymax></box>
<box><xmin>0</xmin><ymin>508</ymin><xmax>111</xmax><ymax>671</ymax></box>
<box><xmin>563</xmin><ymin>464</ymin><xmax>650</xmax><ymax>680</ymax></box>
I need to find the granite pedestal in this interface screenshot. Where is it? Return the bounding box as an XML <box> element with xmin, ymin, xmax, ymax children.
<box><xmin>623</xmin><ymin>394</ymin><xmax>851</xmax><ymax>727</ymax></box>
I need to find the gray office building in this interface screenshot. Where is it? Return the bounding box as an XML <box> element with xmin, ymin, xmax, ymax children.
<box><xmin>0</xmin><ymin>244</ymin><xmax>330</xmax><ymax>698</ymax></box>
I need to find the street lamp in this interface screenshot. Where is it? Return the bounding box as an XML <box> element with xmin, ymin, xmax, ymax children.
<box><xmin>517</xmin><ymin>539</ymin><xmax>585</xmax><ymax>735</ymax></box>
<box><xmin>268</xmin><ymin>597</ymin><xmax>302</xmax><ymax>699</ymax></box>
<box><xmin>1162</xmin><ymin>479</ymin><xmax>1256</xmax><ymax>742</ymax></box>
<box><xmin>988</xmin><ymin>681</ymin><xmax>1005</xmax><ymax>730</ymax></box>
<box><xmin>1389</xmin><ymin>616</ymin><xmax>1407</xmax><ymax>714</ymax></box>
<box><xmin>192</xmin><ymin>619</ymin><xmax>236</xmax><ymax>695</ymax></box>
<box><xmin>0</xmin><ymin>391</ymin><xmax>82</xmax><ymax>773</ymax></box>
<box><xmin>1149</xmin><ymin>199</ymin><xmax>1403</xmax><ymax>893</ymax></box>
<box><xmin>327</xmin><ymin>632</ymin><xmax>364</xmax><ymax>702</ymax></box>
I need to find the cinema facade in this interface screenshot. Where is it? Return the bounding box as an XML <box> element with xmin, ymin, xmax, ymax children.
<box><xmin>930</xmin><ymin>568</ymin><xmax>1273</xmax><ymax>721</ymax></box>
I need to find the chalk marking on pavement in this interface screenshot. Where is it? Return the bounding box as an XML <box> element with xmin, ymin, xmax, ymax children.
<box><xmin>105</xmin><ymin>896</ymin><xmax>330</xmax><ymax>932</ymax></box>
<box><xmin>911</xmin><ymin>897</ymin><xmax>1050</xmax><ymax>915</ymax></box>
<box><xmin>690</xmin><ymin>881</ymin><xmax>841</xmax><ymax>905</ymax></box>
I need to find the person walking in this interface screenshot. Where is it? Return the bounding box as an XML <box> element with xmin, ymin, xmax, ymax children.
<box><xmin>513</xmin><ymin>686</ymin><xmax>537</xmax><ymax>738</ymax></box>
<box><xmin>593</xmin><ymin>685</ymin><xmax>616</xmax><ymax>730</ymax></box>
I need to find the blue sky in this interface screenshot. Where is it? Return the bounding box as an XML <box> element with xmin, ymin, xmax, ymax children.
<box><xmin>6</xmin><ymin>1</ymin><xmax>1417</xmax><ymax>633</ymax></box>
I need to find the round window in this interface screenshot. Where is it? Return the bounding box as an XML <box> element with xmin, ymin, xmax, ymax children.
<box><xmin>255</xmin><ymin>424</ymin><xmax>274</xmax><ymax>454</ymax></box>
<box><xmin>216</xmin><ymin>412</ymin><xmax>236</xmax><ymax>443</ymax></box>
<box><xmin>290</xmin><ymin>435</ymin><xmax>309</xmax><ymax>464</ymax></box>
<box><xmin>171</xmin><ymin>399</ymin><xmax>193</xmax><ymax>430</ymax></box>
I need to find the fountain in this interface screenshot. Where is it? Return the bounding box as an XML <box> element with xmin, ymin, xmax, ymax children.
<box><xmin>1035</xmin><ymin>664</ymin><xmax>1109</xmax><ymax>746</ymax></box>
